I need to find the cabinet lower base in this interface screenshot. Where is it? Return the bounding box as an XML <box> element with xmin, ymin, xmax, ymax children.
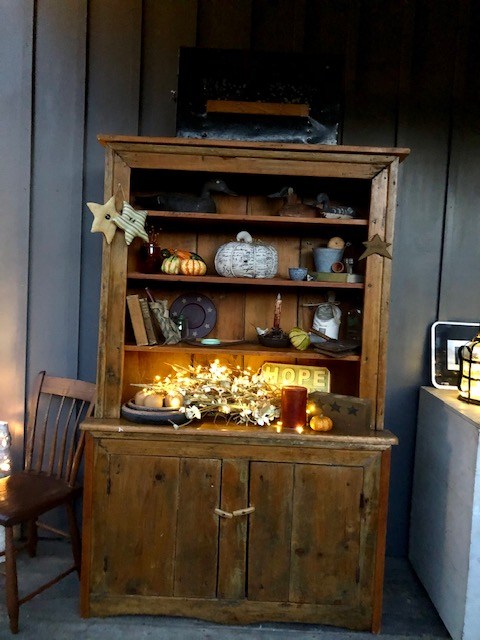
<box><xmin>83</xmin><ymin>595</ymin><xmax>374</xmax><ymax>632</ymax></box>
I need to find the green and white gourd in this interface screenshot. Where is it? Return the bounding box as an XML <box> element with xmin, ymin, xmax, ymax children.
<box><xmin>289</xmin><ymin>327</ymin><xmax>310</xmax><ymax>351</ymax></box>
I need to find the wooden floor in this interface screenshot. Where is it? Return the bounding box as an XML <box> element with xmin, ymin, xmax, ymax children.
<box><xmin>0</xmin><ymin>540</ymin><xmax>450</xmax><ymax>639</ymax></box>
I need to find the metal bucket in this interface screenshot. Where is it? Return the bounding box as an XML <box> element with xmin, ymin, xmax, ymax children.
<box><xmin>313</xmin><ymin>248</ymin><xmax>344</xmax><ymax>272</ymax></box>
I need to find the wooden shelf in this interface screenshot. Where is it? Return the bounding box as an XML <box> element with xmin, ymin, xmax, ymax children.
<box><xmin>124</xmin><ymin>341</ymin><xmax>361</xmax><ymax>361</ymax></box>
<box><xmin>144</xmin><ymin>210</ymin><xmax>369</xmax><ymax>227</ymax></box>
<box><xmin>127</xmin><ymin>272</ymin><xmax>365</xmax><ymax>289</ymax></box>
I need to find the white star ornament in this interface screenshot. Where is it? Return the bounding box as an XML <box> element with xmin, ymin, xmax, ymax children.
<box><xmin>87</xmin><ymin>195</ymin><xmax>119</xmax><ymax>244</ymax></box>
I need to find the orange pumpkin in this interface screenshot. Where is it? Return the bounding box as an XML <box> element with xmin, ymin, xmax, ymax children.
<box><xmin>309</xmin><ymin>414</ymin><xmax>333</xmax><ymax>432</ymax></box>
<box><xmin>180</xmin><ymin>257</ymin><xmax>207</xmax><ymax>276</ymax></box>
<box><xmin>175</xmin><ymin>249</ymin><xmax>193</xmax><ymax>260</ymax></box>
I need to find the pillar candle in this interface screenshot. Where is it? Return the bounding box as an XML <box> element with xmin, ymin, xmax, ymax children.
<box><xmin>273</xmin><ymin>293</ymin><xmax>282</xmax><ymax>329</ymax></box>
<box><xmin>281</xmin><ymin>386</ymin><xmax>307</xmax><ymax>429</ymax></box>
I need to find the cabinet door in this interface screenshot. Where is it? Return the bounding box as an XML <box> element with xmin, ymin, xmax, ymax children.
<box><xmin>247</xmin><ymin>461</ymin><xmax>364</xmax><ymax>605</ymax></box>
<box><xmin>93</xmin><ymin>451</ymin><xmax>221</xmax><ymax>598</ymax></box>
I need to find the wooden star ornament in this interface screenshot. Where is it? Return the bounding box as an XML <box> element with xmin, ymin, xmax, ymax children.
<box><xmin>359</xmin><ymin>234</ymin><xmax>392</xmax><ymax>260</ymax></box>
<box><xmin>87</xmin><ymin>186</ymin><xmax>123</xmax><ymax>244</ymax></box>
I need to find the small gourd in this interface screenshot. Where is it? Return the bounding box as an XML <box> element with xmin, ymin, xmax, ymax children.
<box><xmin>214</xmin><ymin>231</ymin><xmax>278</xmax><ymax>279</ymax></box>
<box><xmin>161</xmin><ymin>255</ymin><xmax>181</xmax><ymax>274</ymax></box>
<box><xmin>180</xmin><ymin>257</ymin><xmax>207</xmax><ymax>276</ymax></box>
<box><xmin>309</xmin><ymin>414</ymin><xmax>333</xmax><ymax>432</ymax></box>
<box><xmin>143</xmin><ymin>393</ymin><xmax>165</xmax><ymax>409</ymax></box>
<box><xmin>164</xmin><ymin>392</ymin><xmax>184</xmax><ymax>408</ymax></box>
<box><xmin>134</xmin><ymin>389</ymin><xmax>152</xmax><ymax>406</ymax></box>
<box><xmin>289</xmin><ymin>327</ymin><xmax>310</xmax><ymax>351</ymax></box>
<box><xmin>327</xmin><ymin>236</ymin><xmax>345</xmax><ymax>249</ymax></box>
<box><xmin>175</xmin><ymin>249</ymin><xmax>194</xmax><ymax>260</ymax></box>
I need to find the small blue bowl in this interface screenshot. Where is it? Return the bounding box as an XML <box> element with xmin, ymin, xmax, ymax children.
<box><xmin>289</xmin><ymin>267</ymin><xmax>308</xmax><ymax>281</ymax></box>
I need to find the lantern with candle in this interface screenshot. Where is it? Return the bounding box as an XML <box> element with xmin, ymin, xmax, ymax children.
<box><xmin>458</xmin><ymin>330</ymin><xmax>480</xmax><ymax>404</ymax></box>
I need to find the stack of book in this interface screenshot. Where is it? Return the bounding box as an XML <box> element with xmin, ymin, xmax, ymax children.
<box><xmin>126</xmin><ymin>294</ymin><xmax>159</xmax><ymax>346</ymax></box>
<box><xmin>126</xmin><ymin>292</ymin><xmax>184</xmax><ymax>346</ymax></box>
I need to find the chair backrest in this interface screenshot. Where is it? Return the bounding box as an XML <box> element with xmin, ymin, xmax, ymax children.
<box><xmin>24</xmin><ymin>371</ymin><xmax>96</xmax><ymax>486</ymax></box>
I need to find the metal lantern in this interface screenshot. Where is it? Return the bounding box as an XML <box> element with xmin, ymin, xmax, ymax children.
<box><xmin>458</xmin><ymin>331</ymin><xmax>480</xmax><ymax>404</ymax></box>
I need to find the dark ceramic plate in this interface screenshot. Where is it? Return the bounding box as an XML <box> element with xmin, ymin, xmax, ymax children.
<box><xmin>258</xmin><ymin>334</ymin><xmax>291</xmax><ymax>348</ymax></box>
<box><xmin>121</xmin><ymin>402</ymin><xmax>190</xmax><ymax>425</ymax></box>
<box><xmin>169</xmin><ymin>293</ymin><xmax>217</xmax><ymax>339</ymax></box>
<box><xmin>184</xmin><ymin>338</ymin><xmax>246</xmax><ymax>348</ymax></box>
<box><xmin>312</xmin><ymin>338</ymin><xmax>359</xmax><ymax>353</ymax></box>
<box><xmin>126</xmin><ymin>400</ymin><xmax>178</xmax><ymax>412</ymax></box>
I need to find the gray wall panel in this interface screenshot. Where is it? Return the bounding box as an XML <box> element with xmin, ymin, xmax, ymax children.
<box><xmin>439</xmin><ymin>0</ymin><xmax>480</xmax><ymax>322</ymax></box>
<box><xmin>197</xmin><ymin>0</ymin><xmax>252</xmax><ymax>49</ymax></box>
<box><xmin>342</xmin><ymin>0</ymin><xmax>405</xmax><ymax>146</ymax></box>
<box><xmin>140</xmin><ymin>0</ymin><xmax>198</xmax><ymax>136</ymax></box>
<box><xmin>251</xmin><ymin>0</ymin><xmax>305</xmax><ymax>52</ymax></box>
<box><xmin>28</xmin><ymin>0</ymin><xmax>87</xmax><ymax>387</ymax></box>
<box><xmin>79</xmin><ymin>0</ymin><xmax>142</xmax><ymax>383</ymax></box>
<box><xmin>385</xmin><ymin>0</ymin><xmax>458</xmax><ymax>555</ymax></box>
<box><xmin>0</xmin><ymin>0</ymin><xmax>34</xmax><ymax>466</ymax></box>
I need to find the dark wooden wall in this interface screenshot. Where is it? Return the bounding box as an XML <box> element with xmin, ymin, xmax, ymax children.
<box><xmin>0</xmin><ymin>0</ymin><xmax>478</xmax><ymax>556</ymax></box>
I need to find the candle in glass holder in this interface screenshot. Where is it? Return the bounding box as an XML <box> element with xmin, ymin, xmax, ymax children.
<box><xmin>281</xmin><ymin>386</ymin><xmax>307</xmax><ymax>429</ymax></box>
<box><xmin>0</xmin><ymin>421</ymin><xmax>11</xmax><ymax>476</ymax></box>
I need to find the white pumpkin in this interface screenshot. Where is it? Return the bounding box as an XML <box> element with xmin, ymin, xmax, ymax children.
<box><xmin>214</xmin><ymin>231</ymin><xmax>278</xmax><ymax>278</ymax></box>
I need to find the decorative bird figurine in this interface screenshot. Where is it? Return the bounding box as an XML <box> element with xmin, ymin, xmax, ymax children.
<box><xmin>311</xmin><ymin>193</ymin><xmax>357</xmax><ymax>219</ymax></box>
<box><xmin>135</xmin><ymin>178</ymin><xmax>236</xmax><ymax>213</ymax></box>
<box><xmin>267</xmin><ymin>187</ymin><xmax>317</xmax><ymax>218</ymax></box>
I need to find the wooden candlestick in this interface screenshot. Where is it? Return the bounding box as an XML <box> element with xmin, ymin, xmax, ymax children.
<box><xmin>273</xmin><ymin>293</ymin><xmax>282</xmax><ymax>329</ymax></box>
<box><xmin>281</xmin><ymin>386</ymin><xmax>307</xmax><ymax>429</ymax></box>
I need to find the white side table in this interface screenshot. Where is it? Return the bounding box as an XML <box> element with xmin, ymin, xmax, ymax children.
<box><xmin>410</xmin><ymin>387</ymin><xmax>480</xmax><ymax>640</ymax></box>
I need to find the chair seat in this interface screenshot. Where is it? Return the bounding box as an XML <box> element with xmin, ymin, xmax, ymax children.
<box><xmin>0</xmin><ymin>472</ymin><xmax>80</xmax><ymax>527</ymax></box>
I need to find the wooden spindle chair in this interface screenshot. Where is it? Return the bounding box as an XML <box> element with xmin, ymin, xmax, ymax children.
<box><xmin>0</xmin><ymin>371</ymin><xmax>95</xmax><ymax>633</ymax></box>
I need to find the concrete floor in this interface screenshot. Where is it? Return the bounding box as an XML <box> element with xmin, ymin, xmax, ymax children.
<box><xmin>0</xmin><ymin>540</ymin><xmax>450</xmax><ymax>640</ymax></box>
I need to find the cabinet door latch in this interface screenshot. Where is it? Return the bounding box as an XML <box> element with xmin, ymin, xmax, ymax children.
<box><xmin>214</xmin><ymin>508</ymin><xmax>233</xmax><ymax>519</ymax></box>
<box><xmin>215</xmin><ymin>506</ymin><xmax>255</xmax><ymax>518</ymax></box>
<box><xmin>232</xmin><ymin>506</ymin><xmax>255</xmax><ymax>517</ymax></box>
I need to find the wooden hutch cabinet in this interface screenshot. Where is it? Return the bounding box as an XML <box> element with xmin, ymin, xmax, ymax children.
<box><xmin>80</xmin><ymin>136</ymin><xmax>408</xmax><ymax>632</ymax></box>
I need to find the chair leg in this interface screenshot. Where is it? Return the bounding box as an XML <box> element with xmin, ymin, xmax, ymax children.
<box><xmin>26</xmin><ymin>519</ymin><xmax>38</xmax><ymax>557</ymax></box>
<box><xmin>5</xmin><ymin>526</ymin><xmax>20</xmax><ymax>634</ymax></box>
<box><xmin>66</xmin><ymin>502</ymin><xmax>81</xmax><ymax>577</ymax></box>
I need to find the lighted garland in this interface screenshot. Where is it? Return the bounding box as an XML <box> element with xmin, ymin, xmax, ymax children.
<box><xmin>134</xmin><ymin>360</ymin><xmax>282</xmax><ymax>427</ymax></box>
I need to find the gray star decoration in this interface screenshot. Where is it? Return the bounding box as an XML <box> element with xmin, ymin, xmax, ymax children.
<box><xmin>326</xmin><ymin>402</ymin><xmax>362</xmax><ymax>417</ymax></box>
<box><xmin>359</xmin><ymin>234</ymin><xmax>392</xmax><ymax>260</ymax></box>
